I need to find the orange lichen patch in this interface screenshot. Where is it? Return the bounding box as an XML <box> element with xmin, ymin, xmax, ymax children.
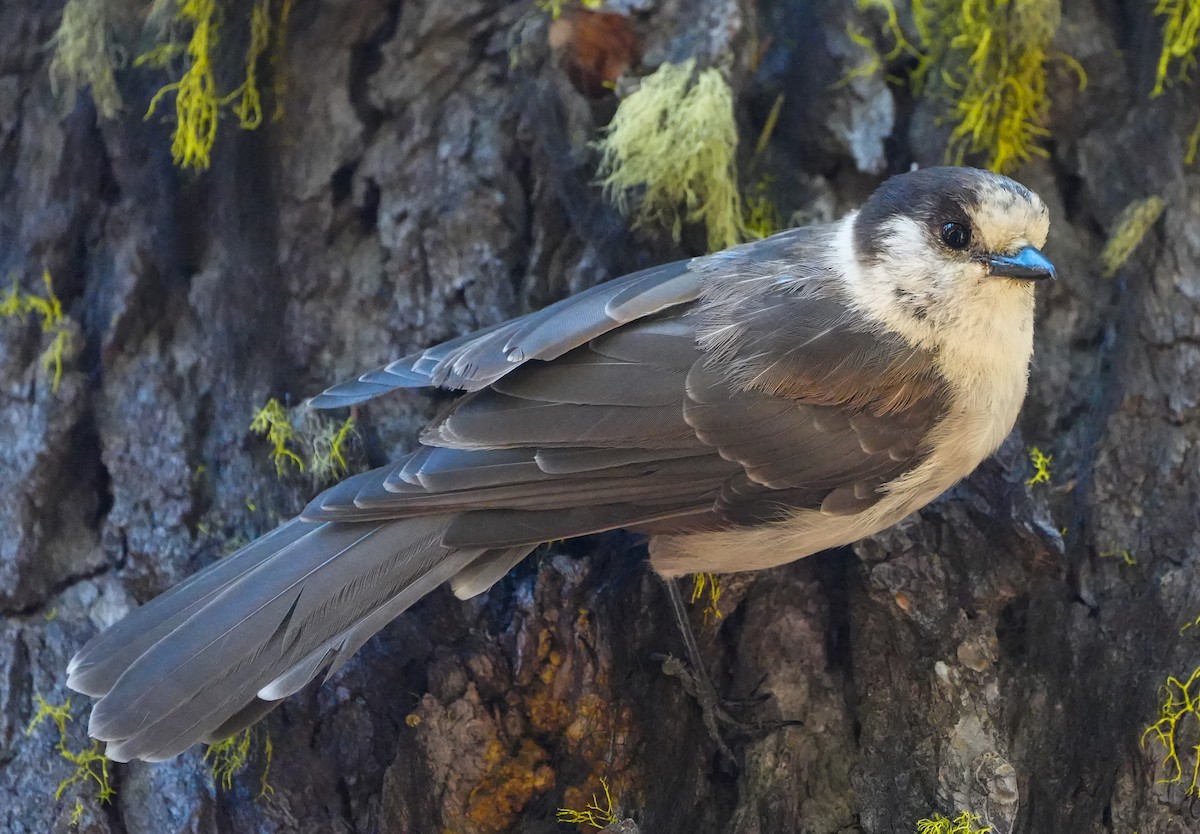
<box><xmin>548</xmin><ymin>8</ymin><xmax>640</xmax><ymax>97</ymax></box>
<box><xmin>464</xmin><ymin>738</ymin><xmax>556</xmax><ymax>833</ymax></box>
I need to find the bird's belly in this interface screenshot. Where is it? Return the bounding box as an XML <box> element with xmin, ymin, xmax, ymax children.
<box><xmin>648</xmin><ymin>501</ymin><xmax>910</xmax><ymax>577</ymax></box>
<box><xmin>647</xmin><ymin>396</ymin><xmax>1021</xmax><ymax>578</ymax></box>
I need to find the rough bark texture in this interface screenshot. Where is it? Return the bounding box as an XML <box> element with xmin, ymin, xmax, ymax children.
<box><xmin>2</xmin><ymin>1</ymin><xmax>1199</xmax><ymax>833</ymax></box>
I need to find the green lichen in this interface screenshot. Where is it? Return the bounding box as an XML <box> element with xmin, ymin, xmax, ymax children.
<box><xmin>1143</xmin><ymin>666</ymin><xmax>1200</xmax><ymax>794</ymax></box>
<box><xmin>1101</xmin><ymin>196</ymin><xmax>1165</xmax><ymax>277</ymax></box>
<box><xmin>596</xmin><ymin>59</ymin><xmax>744</xmax><ymax>252</ymax></box>
<box><xmin>26</xmin><ymin>695</ymin><xmax>116</xmax><ymax>805</ymax></box>
<box><xmin>48</xmin><ymin>0</ymin><xmax>125</xmax><ymax>119</ymax></box>
<box><xmin>915</xmin><ymin>811</ymin><xmax>992</xmax><ymax>834</ymax></box>
<box><xmin>205</xmin><ymin>725</ymin><xmax>274</xmax><ymax>797</ymax></box>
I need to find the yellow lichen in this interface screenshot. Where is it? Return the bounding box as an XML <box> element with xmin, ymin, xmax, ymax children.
<box><xmin>228</xmin><ymin>0</ymin><xmax>272</xmax><ymax>130</ymax></box>
<box><xmin>68</xmin><ymin>798</ymin><xmax>84</xmax><ymax>826</ymax></box>
<box><xmin>1101</xmin><ymin>196</ymin><xmax>1165</xmax><ymax>277</ymax></box>
<box><xmin>916</xmin><ymin>811</ymin><xmax>992</xmax><ymax>834</ymax></box>
<box><xmin>843</xmin><ymin>0</ymin><xmax>921</xmax><ymax>86</ymax></box>
<box><xmin>1152</xmin><ymin>0</ymin><xmax>1200</xmax><ymax>97</ymax></box>
<box><xmin>1098</xmin><ymin>547</ymin><xmax>1137</xmax><ymax>566</ymax></box>
<box><xmin>26</xmin><ymin>695</ymin><xmax>116</xmax><ymax>804</ymax></box>
<box><xmin>1143</xmin><ymin>666</ymin><xmax>1200</xmax><ymax>794</ymax></box>
<box><xmin>537</xmin><ymin>0</ymin><xmax>604</xmax><ymax>19</ymax></box>
<box><xmin>304</xmin><ymin>414</ymin><xmax>357</xmax><ymax>484</ymax></box>
<box><xmin>251</xmin><ymin>399</ymin><xmax>359</xmax><ymax>483</ymax></box>
<box><xmin>0</xmin><ymin>270</ymin><xmax>73</xmax><ymax>393</ymax></box>
<box><xmin>690</xmin><ymin>572</ymin><xmax>723</xmax><ymax>623</ymax></box>
<box><xmin>596</xmin><ymin>59</ymin><xmax>744</xmax><ymax>252</ymax></box>
<box><xmin>48</xmin><ymin>0</ymin><xmax>125</xmax><ymax>119</ymax></box>
<box><xmin>205</xmin><ymin>726</ymin><xmax>274</xmax><ymax>797</ymax></box>
<box><xmin>27</xmin><ymin>694</ymin><xmax>73</xmax><ymax>738</ymax></box>
<box><xmin>556</xmin><ymin>777</ymin><xmax>618</xmax><ymax>829</ymax></box>
<box><xmin>1025</xmin><ymin>446</ymin><xmax>1052</xmax><ymax>486</ymax></box>
<box><xmin>743</xmin><ymin>178</ymin><xmax>783</xmax><ymax>240</ymax></box>
<box><xmin>250</xmin><ymin>398</ymin><xmax>305</xmax><ymax>476</ymax></box>
<box><xmin>143</xmin><ymin>0</ymin><xmax>223</xmax><ymax>170</ymax></box>
<box><xmin>856</xmin><ymin>0</ymin><xmax>1082</xmax><ymax>173</ymax></box>
<box><xmin>141</xmin><ymin>0</ymin><xmax>293</xmax><ymax>170</ymax></box>
<box><xmin>918</xmin><ymin>0</ymin><xmax>1063</xmax><ymax>173</ymax></box>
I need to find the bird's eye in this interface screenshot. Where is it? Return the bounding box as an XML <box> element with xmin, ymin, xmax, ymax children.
<box><xmin>940</xmin><ymin>222</ymin><xmax>971</xmax><ymax>250</ymax></box>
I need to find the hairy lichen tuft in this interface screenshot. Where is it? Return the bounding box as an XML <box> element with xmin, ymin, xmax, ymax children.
<box><xmin>915</xmin><ymin>811</ymin><xmax>992</xmax><ymax>834</ymax></box>
<box><xmin>1152</xmin><ymin>0</ymin><xmax>1200</xmax><ymax>97</ymax></box>
<box><xmin>690</xmin><ymin>572</ymin><xmax>723</xmax><ymax>623</ymax></box>
<box><xmin>1</xmin><ymin>270</ymin><xmax>74</xmax><ymax>393</ymax></box>
<box><xmin>1101</xmin><ymin>196</ymin><xmax>1165</xmax><ymax>277</ymax></box>
<box><xmin>556</xmin><ymin>777</ymin><xmax>618</xmax><ymax>829</ymax></box>
<box><xmin>1143</xmin><ymin>666</ymin><xmax>1200</xmax><ymax>794</ymax></box>
<box><xmin>142</xmin><ymin>0</ymin><xmax>223</xmax><ymax>170</ymax></box>
<box><xmin>141</xmin><ymin>0</ymin><xmax>293</xmax><ymax>170</ymax></box>
<box><xmin>49</xmin><ymin>0</ymin><xmax>126</xmax><ymax>119</ymax></box>
<box><xmin>250</xmin><ymin>398</ymin><xmax>359</xmax><ymax>484</ymax></box>
<box><xmin>26</xmin><ymin>695</ymin><xmax>116</xmax><ymax>805</ymax></box>
<box><xmin>844</xmin><ymin>0</ymin><xmax>921</xmax><ymax>86</ymax></box>
<box><xmin>1025</xmin><ymin>446</ymin><xmax>1052</xmax><ymax>486</ymax></box>
<box><xmin>919</xmin><ymin>0</ymin><xmax>1064</xmax><ymax>172</ymax></box>
<box><xmin>596</xmin><ymin>59</ymin><xmax>744</xmax><ymax>252</ymax></box>
<box><xmin>855</xmin><ymin>0</ymin><xmax>1082</xmax><ymax>173</ymax></box>
<box><xmin>205</xmin><ymin>725</ymin><xmax>274</xmax><ymax>797</ymax></box>
<box><xmin>250</xmin><ymin>398</ymin><xmax>305</xmax><ymax>476</ymax></box>
<box><xmin>306</xmin><ymin>414</ymin><xmax>357</xmax><ymax>484</ymax></box>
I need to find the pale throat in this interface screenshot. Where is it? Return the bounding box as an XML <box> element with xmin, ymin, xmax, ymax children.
<box><xmin>832</xmin><ymin>212</ymin><xmax>1036</xmax><ymax>399</ymax></box>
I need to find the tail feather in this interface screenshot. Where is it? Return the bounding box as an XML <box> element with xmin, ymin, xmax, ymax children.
<box><xmin>69</xmin><ymin>515</ymin><xmax>497</xmax><ymax>762</ymax></box>
<box><xmin>67</xmin><ymin>520</ymin><xmax>314</xmax><ymax>697</ymax></box>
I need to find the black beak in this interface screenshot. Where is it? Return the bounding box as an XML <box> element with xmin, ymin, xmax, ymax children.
<box><xmin>986</xmin><ymin>245</ymin><xmax>1056</xmax><ymax>282</ymax></box>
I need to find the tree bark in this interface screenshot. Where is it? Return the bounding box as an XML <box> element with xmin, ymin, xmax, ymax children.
<box><xmin>2</xmin><ymin>1</ymin><xmax>1198</xmax><ymax>833</ymax></box>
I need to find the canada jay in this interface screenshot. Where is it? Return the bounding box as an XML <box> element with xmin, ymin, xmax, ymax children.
<box><xmin>68</xmin><ymin>166</ymin><xmax>1055</xmax><ymax>762</ymax></box>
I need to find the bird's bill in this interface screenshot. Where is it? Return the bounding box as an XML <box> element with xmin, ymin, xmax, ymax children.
<box><xmin>985</xmin><ymin>245</ymin><xmax>1057</xmax><ymax>282</ymax></box>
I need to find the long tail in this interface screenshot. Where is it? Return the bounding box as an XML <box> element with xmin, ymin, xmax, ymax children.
<box><xmin>67</xmin><ymin>517</ymin><xmax>532</xmax><ymax>762</ymax></box>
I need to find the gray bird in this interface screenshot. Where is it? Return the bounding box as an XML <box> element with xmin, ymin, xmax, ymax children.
<box><xmin>67</xmin><ymin>166</ymin><xmax>1055</xmax><ymax>763</ymax></box>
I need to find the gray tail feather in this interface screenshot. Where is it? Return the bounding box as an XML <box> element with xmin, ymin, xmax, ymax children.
<box><xmin>67</xmin><ymin>517</ymin><xmax>531</xmax><ymax>763</ymax></box>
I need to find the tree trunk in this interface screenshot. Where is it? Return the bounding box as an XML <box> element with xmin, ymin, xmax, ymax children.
<box><xmin>2</xmin><ymin>1</ymin><xmax>1198</xmax><ymax>833</ymax></box>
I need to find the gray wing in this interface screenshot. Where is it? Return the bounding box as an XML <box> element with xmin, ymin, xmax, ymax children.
<box><xmin>301</xmin><ymin>226</ymin><xmax>952</xmax><ymax>542</ymax></box>
<box><xmin>308</xmin><ymin>257</ymin><xmax>704</xmax><ymax>407</ymax></box>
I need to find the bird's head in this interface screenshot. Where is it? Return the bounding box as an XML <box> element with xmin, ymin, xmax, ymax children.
<box><xmin>844</xmin><ymin>166</ymin><xmax>1053</xmax><ymax>341</ymax></box>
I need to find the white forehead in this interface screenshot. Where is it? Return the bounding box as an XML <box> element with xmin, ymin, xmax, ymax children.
<box><xmin>969</xmin><ymin>177</ymin><xmax>1050</xmax><ymax>251</ymax></box>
